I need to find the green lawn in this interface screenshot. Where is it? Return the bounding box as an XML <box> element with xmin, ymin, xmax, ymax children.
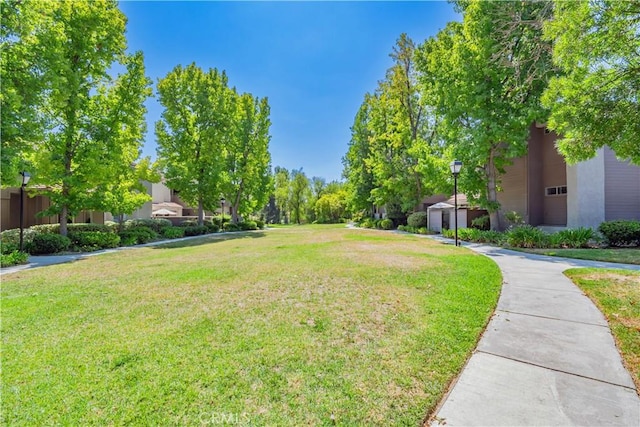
<box><xmin>2</xmin><ymin>225</ymin><xmax>501</xmax><ymax>425</ymax></box>
<box><xmin>521</xmin><ymin>248</ymin><xmax>640</xmax><ymax>265</ymax></box>
<box><xmin>565</xmin><ymin>268</ymin><xmax>640</xmax><ymax>391</ymax></box>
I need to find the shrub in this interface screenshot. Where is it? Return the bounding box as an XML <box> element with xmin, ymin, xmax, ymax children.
<box><xmin>471</xmin><ymin>214</ymin><xmax>490</xmax><ymax>230</ymax></box>
<box><xmin>504</xmin><ymin>211</ymin><xmax>525</xmax><ymax>228</ymax></box>
<box><xmin>179</xmin><ymin>219</ymin><xmax>199</xmax><ymax>227</ymax></box>
<box><xmin>238</xmin><ymin>221</ymin><xmax>258</xmax><ymax>231</ymax></box>
<box><xmin>0</xmin><ymin>250</ymin><xmax>29</xmax><ymax>267</ymax></box>
<box><xmin>68</xmin><ymin>231</ymin><xmax>120</xmax><ymax>252</ymax></box>
<box><xmin>0</xmin><ymin>228</ymin><xmax>37</xmax><ymax>254</ymax></box>
<box><xmin>553</xmin><ymin>227</ymin><xmax>596</xmax><ymax>249</ymax></box>
<box><xmin>124</xmin><ymin>218</ymin><xmax>173</xmax><ymax>232</ymax></box>
<box><xmin>417</xmin><ymin>227</ymin><xmax>431</xmax><ymax>235</ymax></box>
<box><xmin>506</xmin><ymin>225</ymin><xmax>548</xmax><ymax>248</ymax></box>
<box><xmin>29</xmin><ymin>224</ymin><xmax>60</xmax><ymax>234</ymax></box>
<box><xmin>442</xmin><ymin>229</ymin><xmax>455</xmax><ymax>238</ymax></box>
<box><xmin>407</xmin><ymin>211</ymin><xmax>428</xmax><ymax>228</ymax></box>
<box><xmin>255</xmin><ymin>220</ymin><xmax>265</xmax><ymax>230</ymax></box>
<box><xmin>118</xmin><ymin>227</ymin><xmax>158</xmax><ymax>245</ymax></box>
<box><xmin>598</xmin><ymin>220</ymin><xmax>640</xmax><ymax>247</ymax></box>
<box><xmin>380</xmin><ymin>218</ymin><xmax>394</xmax><ymax>230</ymax></box>
<box><xmin>475</xmin><ymin>230</ymin><xmax>504</xmax><ymax>244</ymax></box>
<box><xmin>31</xmin><ymin>233</ymin><xmax>71</xmax><ymax>254</ymax></box>
<box><xmin>183</xmin><ymin>225</ymin><xmax>208</xmax><ymax>236</ymax></box>
<box><xmin>458</xmin><ymin>228</ymin><xmax>480</xmax><ymax>242</ymax></box>
<box><xmin>360</xmin><ymin>218</ymin><xmax>375</xmax><ymax>229</ymax></box>
<box><xmin>67</xmin><ymin>223</ymin><xmax>112</xmax><ymax>233</ymax></box>
<box><xmin>223</xmin><ymin>223</ymin><xmax>240</xmax><ymax>232</ymax></box>
<box><xmin>160</xmin><ymin>227</ymin><xmax>185</xmax><ymax>239</ymax></box>
<box><xmin>204</xmin><ymin>221</ymin><xmax>220</xmax><ymax>234</ymax></box>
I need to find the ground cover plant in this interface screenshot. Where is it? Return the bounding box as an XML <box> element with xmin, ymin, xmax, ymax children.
<box><xmin>565</xmin><ymin>268</ymin><xmax>640</xmax><ymax>390</ymax></box>
<box><xmin>523</xmin><ymin>248</ymin><xmax>640</xmax><ymax>265</ymax></box>
<box><xmin>2</xmin><ymin>225</ymin><xmax>501</xmax><ymax>425</ymax></box>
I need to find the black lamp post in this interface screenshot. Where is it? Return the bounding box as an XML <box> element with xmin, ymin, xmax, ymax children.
<box><xmin>449</xmin><ymin>160</ymin><xmax>462</xmax><ymax>246</ymax></box>
<box><xmin>19</xmin><ymin>171</ymin><xmax>31</xmax><ymax>252</ymax></box>
<box><xmin>220</xmin><ymin>197</ymin><xmax>225</xmax><ymax>231</ymax></box>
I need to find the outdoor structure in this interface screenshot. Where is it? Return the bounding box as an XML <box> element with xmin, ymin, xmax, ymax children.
<box><xmin>498</xmin><ymin>124</ymin><xmax>640</xmax><ymax>229</ymax></box>
<box><xmin>0</xmin><ymin>186</ymin><xmax>104</xmax><ymax>231</ymax></box>
<box><xmin>427</xmin><ymin>194</ymin><xmax>488</xmax><ymax>232</ymax></box>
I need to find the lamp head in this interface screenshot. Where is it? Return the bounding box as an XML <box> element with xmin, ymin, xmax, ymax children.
<box><xmin>20</xmin><ymin>171</ymin><xmax>31</xmax><ymax>186</ymax></box>
<box><xmin>449</xmin><ymin>160</ymin><xmax>462</xmax><ymax>176</ymax></box>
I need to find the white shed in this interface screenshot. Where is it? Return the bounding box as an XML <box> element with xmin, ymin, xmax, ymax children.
<box><xmin>427</xmin><ymin>202</ymin><xmax>467</xmax><ymax>233</ymax></box>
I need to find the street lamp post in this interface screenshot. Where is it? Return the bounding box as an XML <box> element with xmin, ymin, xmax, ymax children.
<box><xmin>19</xmin><ymin>171</ymin><xmax>31</xmax><ymax>252</ymax></box>
<box><xmin>220</xmin><ymin>197</ymin><xmax>225</xmax><ymax>231</ymax></box>
<box><xmin>449</xmin><ymin>160</ymin><xmax>462</xmax><ymax>247</ymax></box>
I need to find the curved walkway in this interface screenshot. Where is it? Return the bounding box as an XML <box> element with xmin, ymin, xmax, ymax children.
<box><xmin>430</xmin><ymin>238</ymin><xmax>640</xmax><ymax>426</ymax></box>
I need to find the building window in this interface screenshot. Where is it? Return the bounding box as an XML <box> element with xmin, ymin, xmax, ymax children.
<box><xmin>546</xmin><ymin>185</ymin><xmax>567</xmax><ymax>196</ymax></box>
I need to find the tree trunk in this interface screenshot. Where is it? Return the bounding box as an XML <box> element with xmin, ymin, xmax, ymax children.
<box><xmin>60</xmin><ymin>205</ymin><xmax>68</xmax><ymax>236</ymax></box>
<box><xmin>486</xmin><ymin>148</ymin><xmax>503</xmax><ymax>231</ymax></box>
<box><xmin>197</xmin><ymin>198</ymin><xmax>204</xmax><ymax>226</ymax></box>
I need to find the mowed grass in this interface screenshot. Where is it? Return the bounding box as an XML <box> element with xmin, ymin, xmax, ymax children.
<box><xmin>565</xmin><ymin>268</ymin><xmax>640</xmax><ymax>391</ymax></box>
<box><xmin>2</xmin><ymin>225</ymin><xmax>501</xmax><ymax>425</ymax></box>
<box><xmin>522</xmin><ymin>248</ymin><xmax>640</xmax><ymax>265</ymax></box>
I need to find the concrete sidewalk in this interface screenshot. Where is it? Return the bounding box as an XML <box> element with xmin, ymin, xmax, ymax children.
<box><xmin>430</xmin><ymin>241</ymin><xmax>640</xmax><ymax>426</ymax></box>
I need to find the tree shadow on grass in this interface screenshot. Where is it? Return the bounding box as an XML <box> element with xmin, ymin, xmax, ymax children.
<box><xmin>151</xmin><ymin>231</ymin><xmax>266</xmax><ymax>250</ymax></box>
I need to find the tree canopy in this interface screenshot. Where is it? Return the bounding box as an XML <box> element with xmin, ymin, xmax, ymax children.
<box><xmin>542</xmin><ymin>0</ymin><xmax>640</xmax><ymax>164</ymax></box>
<box><xmin>2</xmin><ymin>0</ymin><xmax>155</xmax><ymax>235</ymax></box>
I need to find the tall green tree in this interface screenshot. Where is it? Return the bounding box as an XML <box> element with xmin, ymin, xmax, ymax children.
<box><xmin>223</xmin><ymin>93</ymin><xmax>272</xmax><ymax>223</ymax></box>
<box><xmin>156</xmin><ymin>64</ymin><xmax>233</xmax><ymax>226</ymax></box>
<box><xmin>417</xmin><ymin>1</ymin><xmax>555</xmax><ymax>230</ymax></box>
<box><xmin>542</xmin><ymin>0</ymin><xmax>640</xmax><ymax>164</ymax></box>
<box><xmin>18</xmin><ymin>0</ymin><xmax>153</xmax><ymax>236</ymax></box>
<box><xmin>273</xmin><ymin>166</ymin><xmax>291</xmax><ymax>224</ymax></box>
<box><xmin>0</xmin><ymin>0</ymin><xmax>47</xmax><ymax>186</ymax></box>
<box><xmin>290</xmin><ymin>168</ymin><xmax>310</xmax><ymax>225</ymax></box>
<box><xmin>342</xmin><ymin>94</ymin><xmax>376</xmax><ymax>217</ymax></box>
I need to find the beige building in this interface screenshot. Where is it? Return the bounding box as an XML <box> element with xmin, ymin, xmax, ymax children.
<box><xmin>498</xmin><ymin>125</ymin><xmax>640</xmax><ymax>229</ymax></box>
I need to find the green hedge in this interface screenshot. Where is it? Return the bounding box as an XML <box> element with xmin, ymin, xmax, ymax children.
<box><xmin>31</xmin><ymin>233</ymin><xmax>71</xmax><ymax>254</ymax></box>
<box><xmin>0</xmin><ymin>250</ymin><xmax>29</xmax><ymax>267</ymax></box>
<box><xmin>118</xmin><ymin>227</ymin><xmax>158</xmax><ymax>246</ymax></box>
<box><xmin>598</xmin><ymin>220</ymin><xmax>640</xmax><ymax>247</ymax></box>
<box><xmin>183</xmin><ymin>225</ymin><xmax>208</xmax><ymax>236</ymax></box>
<box><xmin>160</xmin><ymin>227</ymin><xmax>185</xmax><ymax>239</ymax></box>
<box><xmin>407</xmin><ymin>212</ymin><xmax>427</xmax><ymax>228</ymax></box>
<box><xmin>68</xmin><ymin>231</ymin><xmax>120</xmax><ymax>252</ymax></box>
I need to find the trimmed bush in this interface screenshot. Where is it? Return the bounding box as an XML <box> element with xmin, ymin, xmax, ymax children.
<box><xmin>380</xmin><ymin>218</ymin><xmax>394</xmax><ymax>230</ymax></box>
<box><xmin>407</xmin><ymin>211</ymin><xmax>427</xmax><ymax>229</ymax></box>
<box><xmin>179</xmin><ymin>219</ymin><xmax>199</xmax><ymax>227</ymax></box>
<box><xmin>68</xmin><ymin>231</ymin><xmax>120</xmax><ymax>252</ymax></box>
<box><xmin>160</xmin><ymin>227</ymin><xmax>185</xmax><ymax>239</ymax></box>
<box><xmin>506</xmin><ymin>225</ymin><xmax>548</xmax><ymax>248</ymax></box>
<box><xmin>255</xmin><ymin>220</ymin><xmax>265</xmax><ymax>230</ymax></box>
<box><xmin>31</xmin><ymin>233</ymin><xmax>71</xmax><ymax>254</ymax></box>
<box><xmin>0</xmin><ymin>228</ymin><xmax>37</xmax><ymax>254</ymax></box>
<box><xmin>29</xmin><ymin>224</ymin><xmax>60</xmax><ymax>234</ymax></box>
<box><xmin>238</xmin><ymin>221</ymin><xmax>258</xmax><ymax>231</ymax></box>
<box><xmin>223</xmin><ymin>223</ymin><xmax>240</xmax><ymax>232</ymax></box>
<box><xmin>598</xmin><ymin>220</ymin><xmax>640</xmax><ymax>247</ymax></box>
<box><xmin>0</xmin><ymin>250</ymin><xmax>29</xmax><ymax>267</ymax></box>
<box><xmin>205</xmin><ymin>222</ymin><xmax>220</xmax><ymax>233</ymax></box>
<box><xmin>183</xmin><ymin>225</ymin><xmax>208</xmax><ymax>236</ymax></box>
<box><xmin>360</xmin><ymin>218</ymin><xmax>375</xmax><ymax>229</ymax></box>
<box><xmin>118</xmin><ymin>227</ymin><xmax>158</xmax><ymax>245</ymax></box>
<box><xmin>124</xmin><ymin>218</ymin><xmax>173</xmax><ymax>232</ymax></box>
<box><xmin>67</xmin><ymin>223</ymin><xmax>112</xmax><ymax>233</ymax></box>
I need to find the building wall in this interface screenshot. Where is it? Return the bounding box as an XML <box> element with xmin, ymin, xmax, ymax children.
<box><xmin>604</xmin><ymin>148</ymin><xmax>640</xmax><ymax>221</ymax></box>
<box><xmin>1</xmin><ymin>188</ymin><xmax>103</xmax><ymax>231</ymax></box>
<box><xmin>566</xmin><ymin>149</ymin><xmax>606</xmax><ymax>229</ymax></box>
<box><xmin>499</xmin><ymin>155</ymin><xmax>528</xmax><ymax>220</ymax></box>
<box><xmin>527</xmin><ymin>126</ymin><xmax>544</xmax><ymax>225</ymax></box>
<box><xmin>541</xmin><ymin>130</ymin><xmax>567</xmax><ymax>226</ymax></box>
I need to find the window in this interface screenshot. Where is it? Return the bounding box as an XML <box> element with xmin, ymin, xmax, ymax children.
<box><xmin>546</xmin><ymin>185</ymin><xmax>567</xmax><ymax>196</ymax></box>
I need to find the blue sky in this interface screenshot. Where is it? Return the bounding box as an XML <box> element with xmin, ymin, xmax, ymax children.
<box><xmin>120</xmin><ymin>1</ymin><xmax>459</xmax><ymax>182</ymax></box>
